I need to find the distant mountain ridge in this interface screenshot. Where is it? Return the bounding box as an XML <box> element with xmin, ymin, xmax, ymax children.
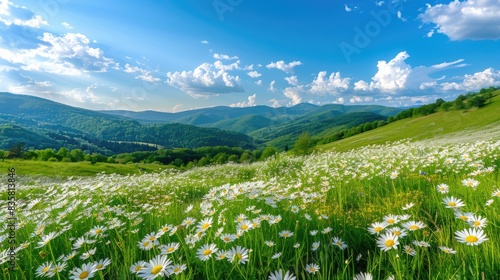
<box><xmin>0</xmin><ymin>92</ymin><xmax>256</xmax><ymax>153</ymax></box>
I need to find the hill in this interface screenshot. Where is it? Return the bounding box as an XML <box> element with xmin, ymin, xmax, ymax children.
<box><xmin>319</xmin><ymin>89</ymin><xmax>500</xmax><ymax>152</ymax></box>
<box><xmin>0</xmin><ymin>92</ymin><xmax>256</xmax><ymax>153</ymax></box>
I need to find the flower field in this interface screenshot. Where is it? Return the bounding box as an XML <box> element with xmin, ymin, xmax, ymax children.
<box><xmin>1</xmin><ymin>139</ymin><xmax>500</xmax><ymax>279</ymax></box>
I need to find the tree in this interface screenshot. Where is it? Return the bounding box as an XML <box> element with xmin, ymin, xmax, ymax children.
<box><xmin>7</xmin><ymin>142</ymin><xmax>25</xmax><ymax>158</ymax></box>
<box><xmin>293</xmin><ymin>132</ymin><xmax>313</xmax><ymax>155</ymax></box>
<box><xmin>0</xmin><ymin>150</ymin><xmax>5</xmax><ymax>162</ymax></box>
<box><xmin>260</xmin><ymin>146</ymin><xmax>277</xmax><ymax>160</ymax></box>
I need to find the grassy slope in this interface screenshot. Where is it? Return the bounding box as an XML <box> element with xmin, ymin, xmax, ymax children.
<box><xmin>0</xmin><ymin>160</ymin><xmax>171</xmax><ymax>177</ymax></box>
<box><xmin>319</xmin><ymin>90</ymin><xmax>500</xmax><ymax>152</ymax></box>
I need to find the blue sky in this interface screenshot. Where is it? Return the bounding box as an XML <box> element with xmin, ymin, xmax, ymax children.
<box><xmin>1</xmin><ymin>0</ymin><xmax>499</xmax><ymax>112</ymax></box>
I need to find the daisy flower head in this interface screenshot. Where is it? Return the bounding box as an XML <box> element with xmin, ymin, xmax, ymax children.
<box><xmin>485</xmin><ymin>199</ymin><xmax>494</xmax><ymax>206</ymax></box>
<box><xmin>89</xmin><ymin>226</ymin><xmax>106</xmax><ymax>237</ymax></box>
<box><xmin>436</xmin><ymin>183</ymin><xmax>449</xmax><ymax>194</ymax></box>
<box><xmin>383</xmin><ymin>214</ymin><xmax>399</xmax><ymax>225</ymax></box>
<box><xmin>36</xmin><ymin>261</ymin><xmax>53</xmax><ymax>277</ymax></box>
<box><xmin>311</xmin><ymin>241</ymin><xmax>320</xmax><ymax>251</ymax></box>
<box><xmin>171</xmin><ymin>263</ymin><xmax>187</xmax><ymax>275</ymax></box>
<box><xmin>462</xmin><ymin>178</ymin><xmax>479</xmax><ymax>189</ymax></box>
<box><xmin>439</xmin><ymin>246</ymin><xmax>456</xmax><ymax>254</ymax></box>
<box><xmin>412</xmin><ymin>240</ymin><xmax>430</xmax><ymax>247</ymax></box>
<box><xmin>196</xmin><ymin>217</ymin><xmax>213</xmax><ymax>232</ymax></box>
<box><xmin>332</xmin><ymin>236</ymin><xmax>348</xmax><ymax>250</ymax></box>
<box><xmin>290</xmin><ymin>205</ymin><xmax>300</xmax><ymax>213</ymax></box>
<box><xmin>402</xmin><ymin>221</ymin><xmax>426</xmax><ymax>231</ymax></box>
<box><xmin>271</xmin><ymin>252</ymin><xmax>282</xmax><ymax>259</ymax></box>
<box><xmin>237</xmin><ymin>220</ymin><xmax>253</xmax><ymax>232</ymax></box>
<box><xmin>322</xmin><ymin>227</ymin><xmax>333</xmax><ymax>234</ymax></box>
<box><xmin>137</xmin><ymin>254</ymin><xmax>173</xmax><ymax>279</ymax></box>
<box><xmin>197</xmin><ymin>244</ymin><xmax>218</xmax><ymax>261</ymax></box>
<box><xmin>69</xmin><ymin>263</ymin><xmax>97</xmax><ymax>280</ymax></box>
<box><xmin>306</xmin><ymin>263</ymin><xmax>320</xmax><ymax>274</ymax></box>
<box><xmin>310</xmin><ymin>230</ymin><xmax>318</xmax><ymax>236</ymax></box>
<box><xmin>468</xmin><ymin>214</ymin><xmax>487</xmax><ymax>228</ymax></box>
<box><xmin>492</xmin><ymin>188</ymin><xmax>500</xmax><ymax>197</ymax></box>
<box><xmin>181</xmin><ymin>217</ymin><xmax>197</xmax><ymax>228</ymax></box>
<box><xmin>402</xmin><ymin>202</ymin><xmax>414</xmax><ymax>210</ymax></box>
<box><xmin>265</xmin><ymin>240</ymin><xmax>275</xmax><ymax>247</ymax></box>
<box><xmin>454</xmin><ymin>210</ymin><xmax>472</xmax><ymax>222</ymax></box>
<box><xmin>455</xmin><ymin>228</ymin><xmax>488</xmax><ymax>246</ymax></box>
<box><xmin>387</xmin><ymin>227</ymin><xmax>407</xmax><ymax>238</ymax></box>
<box><xmin>443</xmin><ymin>196</ymin><xmax>465</xmax><ymax>208</ymax></box>
<box><xmin>376</xmin><ymin>232</ymin><xmax>399</xmax><ymax>251</ymax></box>
<box><xmin>227</xmin><ymin>246</ymin><xmax>250</xmax><ymax>264</ymax></box>
<box><xmin>279</xmin><ymin>230</ymin><xmax>293</xmax><ymax>238</ymax></box>
<box><xmin>403</xmin><ymin>245</ymin><xmax>416</xmax><ymax>256</ymax></box>
<box><xmin>368</xmin><ymin>221</ymin><xmax>387</xmax><ymax>235</ymax></box>
<box><xmin>94</xmin><ymin>258</ymin><xmax>111</xmax><ymax>270</ymax></box>
<box><xmin>354</xmin><ymin>272</ymin><xmax>373</xmax><ymax>280</ymax></box>
<box><xmin>268</xmin><ymin>269</ymin><xmax>296</xmax><ymax>280</ymax></box>
<box><xmin>36</xmin><ymin>231</ymin><xmax>58</xmax><ymax>248</ymax></box>
<box><xmin>160</xmin><ymin>242</ymin><xmax>180</xmax><ymax>255</ymax></box>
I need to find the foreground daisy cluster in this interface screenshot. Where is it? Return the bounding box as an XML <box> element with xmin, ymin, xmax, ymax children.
<box><xmin>1</xmin><ymin>139</ymin><xmax>499</xmax><ymax>279</ymax></box>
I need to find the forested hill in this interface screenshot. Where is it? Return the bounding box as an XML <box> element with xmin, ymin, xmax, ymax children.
<box><xmin>0</xmin><ymin>92</ymin><xmax>255</xmax><ymax>153</ymax></box>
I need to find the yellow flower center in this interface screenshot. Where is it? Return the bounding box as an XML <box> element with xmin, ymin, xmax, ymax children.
<box><xmin>460</xmin><ymin>216</ymin><xmax>468</xmax><ymax>221</ymax></box>
<box><xmin>409</xmin><ymin>225</ymin><xmax>419</xmax><ymax>230</ymax></box>
<box><xmin>444</xmin><ymin>249</ymin><xmax>450</xmax><ymax>253</ymax></box>
<box><xmin>465</xmin><ymin>235</ymin><xmax>478</xmax><ymax>243</ymax></box>
<box><xmin>149</xmin><ymin>236</ymin><xmax>156</xmax><ymax>241</ymax></box>
<box><xmin>236</xmin><ymin>253</ymin><xmax>242</xmax><ymax>261</ymax></box>
<box><xmin>393</xmin><ymin>231</ymin><xmax>401</xmax><ymax>236</ymax></box>
<box><xmin>448</xmin><ymin>202</ymin><xmax>456</xmax><ymax>207</ymax></box>
<box><xmin>151</xmin><ymin>265</ymin><xmax>163</xmax><ymax>275</ymax></box>
<box><xmin>241</xmin><ymin>224</ymin><xmax>248</xmax><ymax>230</ymax></box>
<box><xmin>79</xmin><ymin>271</ymin><xmax>89</xmax><ymax>279</ymax></box>
<box><xmin>310</xmin><ymin>267</ymin><xmax>316</xmax><ymax>272</ymax></box>
<box><xmin>202</xmin><ymin>223</ymin><xmax>210</xmax><ymax>230</ymax></box>
<box><xmin>174</xmin><ymin>267</ymin><xmax>181</xmax><ymax>273</ymax></box>
<box><xmin>167</xmin><ymin>247</ymin><xmax>175</xmax><ymax>252</ymax></box>
<box><xmin>162</xmin><ymin>227</ymin><xmax>169</xmax><ymax>232</ymax></box>
<box><xmin>95</xmin><ymin>229</ymin><xmax>102</xmax><ymax>234</ymax></box>
<box><xmin>42</xmin><ymin>267</ymin><xmax>50</xmax><ymax>273</ymax></box>
<box><xmin>374</xmin><ymin>227</ymin><xmax>383</xmax><ymax>232</ymax></box>
<box><xmin>473</xmin><ymin>221</ymin><xmax>481</xmax><ymax>227</ymax></box>
<box><xmin>337</xmin><ymin>242</ymin><xmax>342</xmax><ymax>246</ymax></box>
<box><xmin>283</xmin><ymin>233</ymin><xmax>289</xmax><ymax>237</ymax></box>
<box><xmin>224</xmin><ymin>237</ymin><xmax>230</xmax><ymax>242</ymax></box>
<box><xmin>143</xmin><ymin>241</ymin><xmax>149</xmax><ymax>247</ymax></box>
<box><xmin>134</xmin><ymin>266</ymin><xmax>142</xmax><ymax>272</ymax></box>
<box><xmin>203</xmin><ymin>249</ymin><xmax>212</xmax><ymax>256</ymax></box>
<box><xmin>385</xmin><ymin>240</ymin><xmax>395</xmax><ymax>247</ymax></box>
<box><xmin>387</xmin><ymin>219</ymin><xmax>395</xmax><ymax>224</ymax></box>
<box><xmin>96</xmin><ymin>264</ymin><xmax>103</xmax><ymax>269</ymax></box>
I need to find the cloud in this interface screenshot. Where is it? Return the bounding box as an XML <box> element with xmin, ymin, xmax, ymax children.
<box><xmin>247</xmin><ymin>71</ymin><xmax>261</xmax><ymax>78</ymax></box>
<box><xmin>375</xmin><ymin>1</ymin><xmax>385</xmax><ymax>7</ymax></box>
<box><xmin>354</xmin><ymin>51</ymin><xmax>412</xmax><ymax>93</ymax></box>
<box><xmin>201</xmin><ymin>40</ymin><xmax>209</xmax><ymax>44</ymax></box>
<box><xmin>269</xmin><ymin>80</ymin><xmax>276</xmax><ymax>92</ymax></box>
<box><xmin>266</xmin><ymin>60</ymin><xmax>302</xmax><ymax>73</ymax></box>
<box><xmin>255</xmin><ymin>80</ymin><xmax>262</xmax><ymax>85</ymax></box>
<box><xmin>285</xmin><ymin>75</ymin><xmax>299</xmax><ymax>86</ymax></box>
<box><xmin>213</xmin><ymin>53</ymin><xmax>239</xmax><ymax>60</ymax></box>
<box><xmin>344</xmin><ymin>4</ymin><xmax>352</xmax><ymax>12</ymax></box>
<box><xmin>420</xmin><ymin>0</ymin><xmax>500</xmax><ymax>40</ymax></box>
<box><xmin>230</xmin><ymin>94</ymin><xmax>257</xmax><ymax>108</ymax></box>
<box><xmin>0</xmin><ymin>1</ymin><xmax>48</xmax><ymax>28</ymax></box>
<box><xmin>0</xmin><ymin>32</ymin><xmax>117</xmax><ymax>75</ymax></box>
<box><xmin>310</xmin><ymin>71</ymin><xmax>350</xmax><ymax>95</ymax></box>
<box><xmin>332</xmin><ymin>97</ymin><xmax>345</xmax><ymax>104</ymax></box>
<box><xmin>441</xmin><ymin>68</ymin><xmax>500</xmax><ymax>91</ymax></box>
<box><xmin>62</xmin><ymin>22</ymin><xmax>73</xmax><ymax>29</ymax></box>
<box><xmin>283</xmin><ymin>86</ymin><xmax>304</xmax><ymax>106</ymax></box>
<box><xmin>166</xmin><ymin>61</ymin><xmax>244</xmax><ymax>98</ymax></box>
<box><xmin>123</xmin><ymin>63</ymin><xmax>161</xmax><ymax>83</ymax></box>
<box><xmin>267</xmin><ymin>98</ymin><xmax>281</xmax><ymax>108</ymax></box>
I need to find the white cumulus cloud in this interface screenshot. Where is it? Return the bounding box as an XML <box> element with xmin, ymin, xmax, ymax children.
<box><xmin>266</xmin><ymin>60</ymin><xmax>302</xmax><ymax>73</ymax></box>
<box><xmin>441</xmin><ymin>68</ymin><xmax>500</xmax><ymax>91</ymax></box>
<box><xmin>285</xmin><ymin>75</ymin><xmax>299</xmax><ymax>86</ymax></box>
<box><xmin>213</xmin><ymin>53</ymin><xmax>239</xmax><ymax>60</ymax></box>
<box><xmin>310</xmin><ymin>71</ymin><xmax>350</xmax><ymax>95</ymax></box>
<box><xmin>420</xmin><ymin>0</ymin><xmax>500</xmax><ymax>40</ymax></box>
<box><xmin>230</xmin><ymin>94</ymin><xmax>257</xmax><ymax>108</ymax></box>
<box><xmin>247</xmin><ymin>71</ymin><xmax>261</xmax><ymax>78</ymax></box>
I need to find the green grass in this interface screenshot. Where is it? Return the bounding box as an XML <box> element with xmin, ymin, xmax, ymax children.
<box><xmin>0</xmin><ymin>160</ymin><xmax>170</xmax><ymax>177</ymax></box>
<box><xmin>318</xmin><ymin>91</ymin><xmax>500</xmax><ymax>152</ymax></box>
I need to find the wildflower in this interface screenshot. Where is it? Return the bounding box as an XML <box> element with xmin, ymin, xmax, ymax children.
<box><xmin>181</xmin><ymin>217</ymin><xmax>197</xmax><ymax>228</ymax></box>
<box><xmin>332</xmin><ymin>236</ymin><xmax>348</xmax><ymax>250</ymax></box>
<box><xmin>36</xmin><ymin>262</ymin><xmax>52</xmax><ymax>277</ymax></box>
<box><xmin>80</xmin><ymin>248</ymin><xmax>96</xmax><ymax>260</ymax></box>
<box><xmin>265</xmin><ymin>240</ymin><xmax>275</xmax><ymax>247</ymax></box>
<box><xmin>310</xmin><ymin>230</ymin><xmax>318</xmax><ymax>236</ymax></box>
<box><xmin>268</xmin><ymin>269</ymin><xmax>296</xmax><ymax>280</ymax></box>
<box><xmin>485</xmin><ymin>199</ymin><xmax>494</xmax><ymax>206</ymax></box>
<box><xmin>322</xmin><ymin>227</ymin><xmax>332</xmax><ymax>234</ymax></box>
<box><xmin>185</xmin><ymin>204</ymin><xmax>193</xmax><ymax>213</ymax></box>
<box><xmin>36</xmin><ymin>232</ymin><xmax>58</xmax><ymax>248</ymax></box>
<box><xmin>69</xmin><ymin>263</ymin><xmax>97</xmax><ymax>280</ymax></box>
<box><xmin>171</xmin><ymin>263</ymin><xmax>187</xmax><ymax>275</ymax></box>
<box><xmin>439</xmin><ymin>246</ymin><xmax>456</xmax><ymax>254</ymax></box>
<box><xmin>89</xmin><ymin>226</ymin><xmax>107</xmax><ymax>237</ymax></box>
<box><xmin>290</xmin><ymin>205</ymin><xmax>300</xmax><ymax>213</ymax></box>
<box><xmin>304</xmin><ymin>214</ymin><xmax>312</xmax><ymax>220</ymax></box>
<box><xmin>387</xmin><ymin>227</ymin><xmax>407</xmax><ymax>238</ymax></box>
<box><xmin>49</xmin><ymin>261</ymin><xmax>67</xmax><ymax>277</ymax></box>
<box><xmin>492</xmin><ymin>189</ymin><xmax>500</xmax><ymax>197</ymax></box>
<box><xmin>237</xmin><ymin>220</ymin><xmax>254</xmax><ymax>232</ymax></box>
<box><xmin>279</xmin><ymin>230</ymin><xmax>293</xmax><ymax>238</ymax></box>
<box><xmin>354</xmin><ymin>272</ymin><xmax>373</xmax><ymax>280</ymax></box>
<box><xmin>216</xmin><ymin>250</ymin><xmax>228</xmax><ymax>261</ymax></box>
<box><xmin>94</xmin><ymin>258</ymin><xmax>111</xmax><ymax>270</ymax></box>
<box><xmin>402</xmin><ymin>202</ymin><xmax>414</xmax><ymax>210</ymax></box>
<box><xmin>368</xmin><ymin>222</ymin><xmax>387</xmax><ymax>235</ymax></box>
<box><xmin>234</xmin><ymin>214</ymin><xmax>247</xmax><ymax>223</ymax></box>
<box><xmin>161</xmin><ymin>243</ymin><xmax>180</xmax><ymax>255</ymax></box>
<box><xmin>468</xmin><ymin>214</ymin><xmax>487</xmax><ymax>228</ymax></box>
<box><xmin>402</xmin><ymin>221</ymin><xmax>426</xmax><ymax>231</ymax></box>
<box><xmin>383</xmin><ymin>214</ymin><xmax>399</xmax><ymax>225</ymax></box>
<box><xmin>390</xmin><ymin>171</ymin><xmax>399</xmax><ymax>179</ymax></box>
<box><xmin>462</xmin><ymin>178</ymin><xmax>479</xmax><ymax>189</ymax></box>
<box><xmin>197</xmin><ymin>244</ymin><xmax>217</xmax><ymax>261</ymax></box>
<box><xmin>130</xmin><ymin>261</ymin><xmax>146</xmax><ymax>274</ymax></box>
<box><xmin>293</xmin><ymin>243</ymin><xmax>300</xmax><ymax>249</ymax></box>
<box><xmin>311</xmin><ymin>241</ymin><xmax>320</xmax><ymax>251</ymax></box>
<box><xmin>403</xmin><ymin>245</ymin><xmax>416</xmax><ymax>256</ymax></box>
<box><xmin>158</xmin><ymin>224</ymin><xmax>174</xmax><ymax>235</ymax></box>
<box><xmin>455</xmin><ymin>228</ymin><xmax>488</xmax><ymax>246</ymax></box>
<box><xmin>376</xmin><ymin>232</ymin><xmax>399</xmax><ymax>251</ymax></box>
<box><xmin>306</xmin><ymin>263</ymin><xmax>320</xmax><ymax>274</ymax></box>
<box><xmin>196</xmin><ymin>217</ymin><xmax>213</xmax><ymax>232</ymax></box>
<box><xmin>412</xmin><ymin>240</ymin><xmax>430</xmax><ymax>247</ymax></box>
<box><xmin>137</xmin><ymin>254</ymin><xmax>173</xmax><ymax>279</ymax></box>
<box><xmin>443</xmin><ymin>196</ymin><xmax>465</xmax><ymax>208</ymax></box>
<box><xmin>271</xmin><ymin>252</ymin><xmax>282</xmax><ymax>259</ymax></box>
<box><xmin>436</xmin><ymin>184</ymin><xmax>449</xmax><ymax>194</ymax></box>
<box><xmin>227</xmin><ymin>246</ymin><xmax>250</xmax><ymax>264</ymax></box>
<box><xmin>455</xmin><ymin>210</ymin><xmax>472</xmax><ymax>221</ymax></box>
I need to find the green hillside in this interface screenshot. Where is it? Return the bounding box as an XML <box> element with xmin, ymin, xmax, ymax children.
<box><xmin>319</xmin><ymin>90</ymin><xmax>500</xmax><ymax>152</ymax></box>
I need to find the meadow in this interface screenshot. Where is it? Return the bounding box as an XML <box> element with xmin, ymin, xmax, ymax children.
<box><xmin>1</xmin><ymin>138</ymin><xmax>499</xmax><ymax>279</ymax></box>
